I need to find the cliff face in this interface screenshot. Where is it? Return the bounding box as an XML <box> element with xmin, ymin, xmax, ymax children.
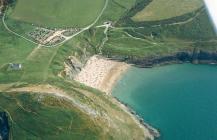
<box><xmin>107</xmin><ymin>49</ymin><xmax>217</xmax><ymax>67</ymax></box>
<box><xmin>134</xmin><ymin>50</ymin><xmax>217</xmax><ymax>67</ymax></box>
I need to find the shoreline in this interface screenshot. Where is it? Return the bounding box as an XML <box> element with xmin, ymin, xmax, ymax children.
<box><xmin>75</xmin><ymin>55</ymin><xmax>217</xmax><ymax>139</ymax></box>
<box><xmin>106</xmin><ymin>49</ymin><xmax>217</xmax><ymax>68</ymax></box>
<box><xmin>74</xmin><ymin>55</ymin><xmax>130</xmax><ymax>94</ymax></box>
<box><xmin>114</xmin><ymin>97</ymin><xmax>160</xmax><ymax>139</ymax></box>
<box><xmin>74</xmin><ymin>55</ymin><xmax>159</xmax><ymax>139</ymax></box>
<box><xmin>100</xmin><ymin>60</ymin><xmax>130</xmax><ymax>94</ymax></box>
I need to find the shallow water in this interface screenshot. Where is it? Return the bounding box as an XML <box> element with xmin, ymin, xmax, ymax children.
<box><xmin>112</xmin><ymin>64</ymin><xmax>217</xmax><ymax>140</ymax></box>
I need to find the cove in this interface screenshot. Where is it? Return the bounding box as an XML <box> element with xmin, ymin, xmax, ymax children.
<box><xmin>112</xmin><ymin>64</ymin><xmax>217</xmax><ymax>140</ymax></box>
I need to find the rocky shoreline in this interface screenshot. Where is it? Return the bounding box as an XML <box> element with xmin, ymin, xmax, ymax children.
<box><xmin>107</xmin><ymin>49</ymin><xmax>217</xmax><ymax>68</ymax></box>
<box><xmin>114</xmin><ymin>97</ymin><xmax>160</xmax><ymax>139</ymax></box>
<box><xmin>0</xmin><ymin>112</ymin><xmax>10</xmax><ymax>140</ymax></box>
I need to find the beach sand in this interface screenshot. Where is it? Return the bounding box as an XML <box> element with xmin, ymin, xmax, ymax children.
<box><xmin>74</xmin><ymin>55</ymin><xmax>130</xmax><ymax>94</ymax></box>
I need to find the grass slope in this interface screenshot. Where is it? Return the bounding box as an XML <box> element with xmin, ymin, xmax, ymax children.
<box><xmin>10</xmin><ymin>0</ymin><xmax>105</xmax><ymax>27</ymax></box>
<box><xmin>101</xmin><ymin>0</ymin><xmax>216</xmax><ymax>59</ymax></box>
<box><xmin>97</xmin><ymin>0</ymin><xmax>137</xmax><ymax>24</ymax></box>
<box><xmin>102</xmin><ymin>12</ymin><xmax>217</xmax><ymax>60</ymax></box>
<box><xmin>0</xmin><ymin>92</ymin><xmax>101</xmax><ymax>140</ymax></box>
<box><xmin>102</xmin><ymin>29</ymin><xmax>192</xmax><ymax>58</ymax></box>
<box><xmin>132</xmin><ymin>0</ymin><xmax>203</xmax><ymax>22</ymax></box>
<box><xmin>0</xmin><ymin>21</ymin><xmax>35</xmax><ymax>83</ymax></box>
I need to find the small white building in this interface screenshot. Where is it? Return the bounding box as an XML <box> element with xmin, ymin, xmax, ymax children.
<box><xmin>9</xmin><ymin>63</ymin><xmax>22</xmax><ymax>70</ymax></box>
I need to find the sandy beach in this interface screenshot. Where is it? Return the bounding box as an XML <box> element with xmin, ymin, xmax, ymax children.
<box><xmin>74</xmin><ymin>55</ymin><xmax>130</xmax><ymax>94</ymax></box>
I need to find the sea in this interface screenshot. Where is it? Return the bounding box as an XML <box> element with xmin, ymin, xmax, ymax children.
<box><xmin>112</xmin><ymin>64</ymin><xmax>217</xmax><ymax>140</ymax></box>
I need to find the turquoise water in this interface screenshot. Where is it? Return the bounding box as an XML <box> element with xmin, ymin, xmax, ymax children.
<box><xmin>112</xmin><ymin>64</ymin><xmax>217</xmax><ymax>140</ymax></box>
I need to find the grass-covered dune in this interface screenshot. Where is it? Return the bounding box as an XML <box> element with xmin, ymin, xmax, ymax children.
<box><xmin>10</xmin><ymin>0</ymin><xmax>105</xmax><ymax>27</ymax></box>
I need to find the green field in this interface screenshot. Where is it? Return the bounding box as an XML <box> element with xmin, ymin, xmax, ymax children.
<box><xmin>102</xmin><ymin>29</ymin><xmax>193</xmax><ymax>58</ymax></box>
<box><xmin>0</xmin><ymin>21</ymin><xmax>35</xmax><ymax>83</ymax></box>
<box><xmin>132</xmin><ymin>0</ymin><xmax>204</xmax><ymax>22</ymax></box>
<box><xmin>10</xmin><ymin>0</ymin><xmax>105</xmax><ymax>27</ymax></box>
<box><xmin>96</xmin><ymin>0</ymin><xmax>137</xmax><ymax>24</ymax></box>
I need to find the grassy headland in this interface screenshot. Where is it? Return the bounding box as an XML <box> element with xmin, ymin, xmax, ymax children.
<box><xmin>0</xmin><ymin>0</ymin><xmax>217</xmax><ymax>139</ymax></box>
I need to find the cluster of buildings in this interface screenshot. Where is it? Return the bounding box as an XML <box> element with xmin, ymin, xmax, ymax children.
<box><xmin>28</xmin><ymin>27</ymin><xmax>55</xmax><ymax>45</ymax></box>
<box><xmin>28</xmin><ymin>27</ymin><xmax>80</xmax><ymax>46</ymax></box>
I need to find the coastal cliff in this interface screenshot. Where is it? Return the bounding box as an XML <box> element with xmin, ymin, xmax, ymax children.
<box><xmin>106</xmin><ymin>48</ymin><xmax>217</xmax><ymax>68</ymax></box>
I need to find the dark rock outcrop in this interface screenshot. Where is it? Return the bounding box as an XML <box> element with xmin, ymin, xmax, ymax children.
<box><xmin>107</xmin><ymin>49</ymin><xmax>217</xmax><ymax>67</ymax></box>
<box><xmin>0</xmin><ymin>112</ymin><xmax>9</xmax><ymax>140</ymax></box>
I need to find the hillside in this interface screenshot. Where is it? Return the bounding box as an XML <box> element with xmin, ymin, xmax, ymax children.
<box><xmin>101</xmin><ymin>0</ymin><xmax>217</xmax><ymax>66</ymax></box>
<box><xmin>0</xmin><ymin>0</ymin><xmax>216</xmax><ymax>140</ymax></box>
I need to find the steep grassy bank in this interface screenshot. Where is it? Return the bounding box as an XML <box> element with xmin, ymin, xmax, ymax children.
<box><xmin>0</xmin><ymin>92</ymin><xmax>102</xmax><ymax>140</ymax></box>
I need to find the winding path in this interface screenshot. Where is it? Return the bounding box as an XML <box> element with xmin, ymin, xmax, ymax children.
<box><xmin>2</xmin><ymin>13</ymin><xmax>40</xmax><ymax>46</ymax></box>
